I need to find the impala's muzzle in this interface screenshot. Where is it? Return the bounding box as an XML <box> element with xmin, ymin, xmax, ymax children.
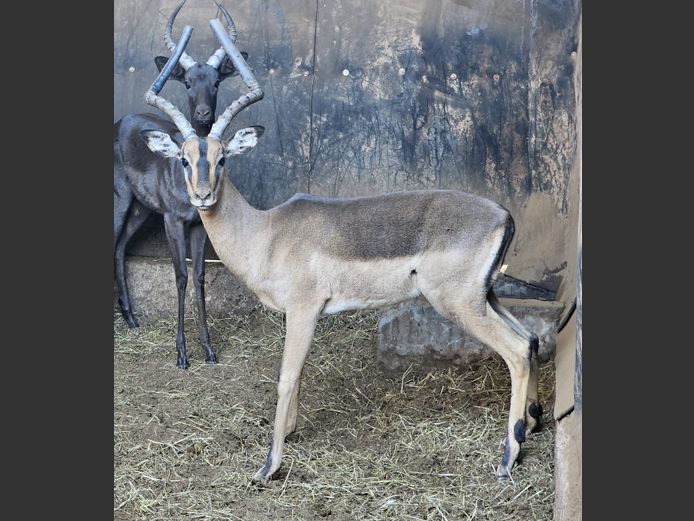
<box><xmin>191</xmin><ymin>190</ymin><xmax>217</xmax><ymax>211</ymax></box>
<box><xmin>194</xmin><ymin>105</ymin><xmax>213</xmax><ymax>125</ymax></box>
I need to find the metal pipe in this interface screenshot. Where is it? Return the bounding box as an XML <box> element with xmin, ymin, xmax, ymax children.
<box><xmin>209</xmin><ymin>19</ymin><xmax>259</xmax><ymax>89</ymax></box>
<box><xmin>151</xmin><ymin>25</ymin><xmax>194</xmax><ymax>94</ymax></box>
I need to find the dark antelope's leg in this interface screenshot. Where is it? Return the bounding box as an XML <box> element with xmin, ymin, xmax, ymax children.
<box><xmin>189</xmin><ymin>223</ymin><xmax>216</xmax><ymax>363</ymax></box>
<box><xmin>489</xmin><ymin>292</ymin><xmax>542</xmax><ymax>434</ymax></box>
<box><xmin>115</xmin><ymin>201</ymin><xmax>151</xmax><ymax>328</ymax></box>
<box><xmin>164</xmin><ymin>214</ymin><xmax>190</xmax><ymax>369</ymax></box>
<box><xmin>114</xmin><ymin>189</ymin><xmax>132</xmax><ymax>250</ymax></box>
<box><xmin>114</xmin><ymin>144</ymin><xmax>131</xmax><ymax>249</ymax></box>
<box><xmin>253</xmin><ymin>305</ymin><xmax>320</xmax><ymax>485</ymax></box>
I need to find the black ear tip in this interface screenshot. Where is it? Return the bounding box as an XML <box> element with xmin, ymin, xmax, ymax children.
<box><xmin>252</xmin><ymin>126</ymin><xmax>265</xmax><ymax>137</ymax></box>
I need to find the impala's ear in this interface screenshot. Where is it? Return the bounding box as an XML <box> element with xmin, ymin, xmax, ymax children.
<box><xmin>140</xmin><ymin>130</ymin><xmax>181</xmax><ymax>158</ymax></box>
<box><xmin>217</xmin><ymin>52</ymin><xmax>249</xmax><ymax>80</ymax></box>
<box><xmin>154</xmin><ymin>56</ymin><xmax>186</xmax><ymax>82</ymax></box>
<box><xmin>225</xmin><ymin>126</ymin><xmax>265</xmax><ymax>156</ymax></box>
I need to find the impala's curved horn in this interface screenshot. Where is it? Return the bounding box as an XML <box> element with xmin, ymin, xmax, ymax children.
<box><xmin>208</xmin><ymin>18</ymin><xmax>264</xmax><ymax>140</ymax></box>
<box><xmin>146</xmin><ymin>25</ymin><xmax>197</xmax><ymax>141</ymax></box>
<box><xmin>164</xmin><ymin>0</ymin><xmax>197</xmax><ymax>71</ymax></box>
<box><xmin>206</xmin><ymin>1</ymin><xmax>238</xmax><ymax>69</ymax></box>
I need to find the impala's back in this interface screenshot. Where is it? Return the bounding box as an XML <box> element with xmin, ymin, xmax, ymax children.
<box><xmin>256</xmin><ymin>190</ymin><xmax>513</xmax><ymax>314</ymax></box>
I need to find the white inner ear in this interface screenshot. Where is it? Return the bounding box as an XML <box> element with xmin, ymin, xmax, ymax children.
<box><xmin>142</xmin><ymin>131</ymin><xmax>181</xmax><ymax>158</ymax></box>
<box><xmin>225</xmin><ymin>128</ymin><xmax>260</xmax><ymax>156</ymax></box>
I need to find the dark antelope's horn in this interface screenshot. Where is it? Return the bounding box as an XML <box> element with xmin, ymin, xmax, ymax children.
<box><xmin>163</xmin><ymin>0</ymin><xmax>197</xmax><ymax>71</ymax></box>
<box><xmin>206</xmin><ymin>0</ymin><xmax>238</xmax><ymax>69</ymax></box>
<box><xmin>145</xmin><ymin>25</ymin><xmax>197</xmax><ymax>141</ymax></box>
<box><xmin>208</xmin><ymin>18</ymin><xmax>264</xmax><ymax>140</ymax></box>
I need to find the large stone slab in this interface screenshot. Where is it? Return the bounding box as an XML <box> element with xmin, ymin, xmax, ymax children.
<box><xmin>114</xmin><ymin>257</ymin><xmax>258</xmax><ymax>320</ymax></box>
<box><xmin>377</xmin><ymin>298</ymin><xmax>563</xmax><ymax>373</ymax></box>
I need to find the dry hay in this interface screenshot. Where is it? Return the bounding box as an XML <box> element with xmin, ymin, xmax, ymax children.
<box><xmin>114</xmin><ymin>305</ymin><xmax>555</xmax><ymax>520</ymax></box>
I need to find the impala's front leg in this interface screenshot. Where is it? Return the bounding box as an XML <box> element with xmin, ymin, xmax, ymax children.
<box><xmin>253</xmin><ymin>305</ymin><xmax>320</xmax><ymax>485</ymax></box>
<box><xmin>285</xmin><ymin>370</ymin><xmax>302</xmax><ymax>435</ymax></box>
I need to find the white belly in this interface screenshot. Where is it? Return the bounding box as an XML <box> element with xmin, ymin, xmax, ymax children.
<box><xmin>318</xmin><ymin>255</ymin><xmax>423</xmax><ymax>314</ymax></box>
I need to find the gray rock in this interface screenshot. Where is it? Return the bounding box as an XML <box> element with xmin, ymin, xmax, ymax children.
<box><xmin>377</xmin><ymin>298</ymin><xmax>564</xmax><ymax>373</ymax></box>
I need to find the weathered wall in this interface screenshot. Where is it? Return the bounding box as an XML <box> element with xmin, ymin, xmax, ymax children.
<box><xmin>115</xmin><ymin>0</ymin><xmax>580</xmax><ymax>294</ymax></box>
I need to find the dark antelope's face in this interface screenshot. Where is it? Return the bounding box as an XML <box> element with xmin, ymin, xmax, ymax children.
<box><xmin>141</xmin><ymin>126</ymin><xmax>264</xmax><ymax>210</ymax></box>
<box><xmin>154</xmin><ymin>55</ymin><xmax>246</xmax><ymax>130</ymax></box>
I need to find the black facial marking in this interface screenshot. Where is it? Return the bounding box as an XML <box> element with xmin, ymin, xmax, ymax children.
<box><xmin>528</xmin><ymin>401</ymin><xmax>543</xmax><ymax>421</ymax></box>
<box><xmin>197</xmin><ymin>139</ymin><xmax>209</xmax><ymax>184</ymax></box>
<box><xmin>513</xmin><ymin>419</ymin><xmax>526</xmax><ymax>444</ymax></box>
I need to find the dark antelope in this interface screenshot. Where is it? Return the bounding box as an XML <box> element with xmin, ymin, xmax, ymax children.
<box><xmin>114</xmin><ymin>0</ymin><xmax>246</xmax><ymax>368</ymax></box>
<box><xmin>143</xmin><ymin>18</ymin><xmax>542</xmax><ymax>482</ymax></box>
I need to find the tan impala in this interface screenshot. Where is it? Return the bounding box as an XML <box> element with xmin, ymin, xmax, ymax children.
<box><xmin>138</xmin><ymin>18</ymin><xmax>542</xmax><ymax>484</ymax></box>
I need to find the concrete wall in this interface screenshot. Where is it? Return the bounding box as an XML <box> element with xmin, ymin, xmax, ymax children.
<box><xmin>115</xmin><ymin>0</ymin><xmax>581</xmax><ymax>298</ymax></box>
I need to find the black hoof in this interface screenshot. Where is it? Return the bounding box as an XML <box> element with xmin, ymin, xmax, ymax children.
<box><xmin>120</xmin><ymin>309</ymin><xmax>139</xmax><ymax>328</ymax></box>
<box><xmin>176</xmin><ymin>358</ymin><xmax>190</xmax><ymax>369</ymax></box>
<box><xmin>126</xmin><ymin>316</ymin><xmax>139</xmax><ymax>328</ymax></box>
<box><xmin>528</xmin><ymin>401</ymin><xmax>543</xmax><ymax>433</ymax></box>
<box><xmin>205</xmin><ymin>352</ymin><xmax>218</xmax><ymax>364</ymax></box>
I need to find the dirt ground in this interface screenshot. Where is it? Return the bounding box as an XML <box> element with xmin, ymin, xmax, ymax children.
<box><xmin>114</xmin><ymin>306</ymin><xmax>556</xmax><ymax>520</ymax></box>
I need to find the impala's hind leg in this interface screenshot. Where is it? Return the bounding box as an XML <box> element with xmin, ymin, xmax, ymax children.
<box><xmin>488</xmin><ymin>292</ymin><xmax>542</xmax><ymax>434</ymax></box>
<box><xmin>423</xmin><ymin>287</ymin><xmax>532</xmax><ymax>480</ymax></box>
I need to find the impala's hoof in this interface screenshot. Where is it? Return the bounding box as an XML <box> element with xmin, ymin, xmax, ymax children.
<box><xmin>496</xmin><ymin>435</ymin><xmax>520</xmax><ymax>480</ymax></box>
<box><xmin>176</xmin><ymin>357</ymin><xmax>190</xmax><ymax>369</ymax></box>
<box><xmin>124</xmin><ymin>314</ymin><xmax>139</xmax><ymax>328</ymax></box>
<box><xmin>496</xmin><ymin>464</ymin><xmax>512</xmax><ymax>481</ymax></box>
<box><xmin>252</xmin><ymin>468</ymin><xmax>272</xmax><ymax>486</ymax></box>
<box><xmin>526</xmin><ymin>401</ymin><xmax>543</xmax><ymax>434</ymax></box>
<box><xmin>205</xmin><ymin>352</ymin><xmax>218</xmax><ymax>364</ymax></box>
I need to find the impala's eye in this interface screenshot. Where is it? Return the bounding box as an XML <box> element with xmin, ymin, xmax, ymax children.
<box><xmin>181</xmin><ymin>158</ymin><xmax>189</xmax><ymax>167</ymax></box>
<box><xmin>218</xmin><ymin>157</ymin><xmax>225</xmax><ymax>167</ymax></box>
<box><xmin>184</xmin><ymin>81</ymin><xmax>191</xmax><ymax>89</ymax></box>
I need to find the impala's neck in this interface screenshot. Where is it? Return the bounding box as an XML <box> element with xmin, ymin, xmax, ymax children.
<box><xmin>197</xmin><ymin>176</ymin><xmax>265</xmax><ymax>283</ymax></box>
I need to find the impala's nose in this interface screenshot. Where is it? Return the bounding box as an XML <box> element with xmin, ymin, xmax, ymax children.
<box><xmin>195</xmin><ymin>106</ymin><xmax>211</xmax><ymax>120</ymax></box>
<box><xmin>196</xmin><ymin>191</ymin><xmax>212</xmax><ymax>202</ymax></box>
